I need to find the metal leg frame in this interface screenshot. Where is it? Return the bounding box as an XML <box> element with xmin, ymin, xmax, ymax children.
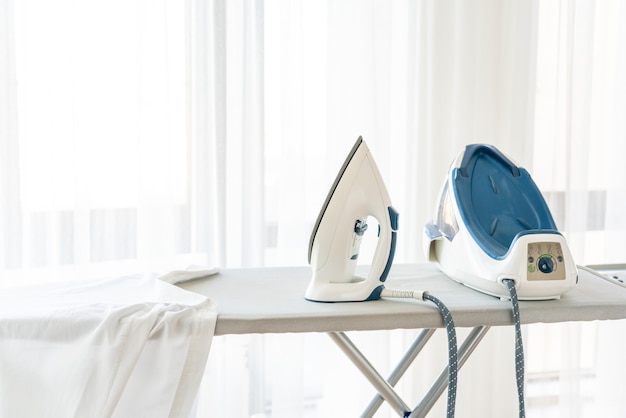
<box><xmin>327</xmin><ymin>326</ymin><xmax>491</xmax><ymax>418</ymax></box>
<box><xmin>327</xmin><ymin>331</ymin><xmax>412</xmax><ymax>417</ymax></box>
<box><xmin>361</xmin><ymin>329</ymin><xmax>437</xmax><ymax>417</ymax></box>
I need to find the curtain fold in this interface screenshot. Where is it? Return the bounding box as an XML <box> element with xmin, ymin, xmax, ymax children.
<box><xmin>189</xmin><ymin>0</ymin><xmax>226</xmax><ymax>268</ymax></box>
<box><xmin>0</xmin><ymin>0</ymin><xmax>22</xmax><ymax>270</ymax></box>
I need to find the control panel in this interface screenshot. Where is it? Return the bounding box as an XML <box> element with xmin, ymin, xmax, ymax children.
<box><xmin>527</xmin><ymin>242</ymin><xmax>566</xmax><ymax>281</ymax></box>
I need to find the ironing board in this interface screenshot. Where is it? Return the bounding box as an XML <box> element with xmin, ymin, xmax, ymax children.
<box><xmin>180</xmin><ymin>263</ymin><xmax>626</xmax><ymax>417</ymax></box>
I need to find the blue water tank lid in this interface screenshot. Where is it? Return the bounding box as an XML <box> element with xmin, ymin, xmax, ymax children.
<box><xmin>452</xmin><ymin>144</ymin><xmax>558</xmax><ymax>259</ymax></box>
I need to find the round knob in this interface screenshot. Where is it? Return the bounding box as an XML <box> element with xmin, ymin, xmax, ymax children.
<box><xmin>537</xmin><ymin>256</ymin><xmax>554</xmax><ymax>274</ymax></box>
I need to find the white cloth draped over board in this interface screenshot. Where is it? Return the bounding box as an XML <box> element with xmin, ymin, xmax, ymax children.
<box><xmin>0</xmin><ymin>268</ymin><xmax>218</xmax><ymax>418</ymax></box>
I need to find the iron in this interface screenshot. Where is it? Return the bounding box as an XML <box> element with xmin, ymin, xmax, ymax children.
<box><xmin>306</xmin><ymin>137</ymin><xmax>398</xmax><ymax>302</ymax></box>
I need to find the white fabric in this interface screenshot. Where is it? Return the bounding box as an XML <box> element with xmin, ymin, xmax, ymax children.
<box><xmin>157</xmin><ymin>267</ymin><xmax>220</xmax><ymax>285</ymax></box>
<box><xmin>0</xmin><ymin>271</ymin><xmax>217</xmax><ymax>418</ymax></box>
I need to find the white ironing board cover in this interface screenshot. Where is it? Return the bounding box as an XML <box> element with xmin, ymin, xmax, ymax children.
<box><xmin>180</xmin><ymin>263</ymin><xmax>626</xmax><ymax>335</ymax></box>
<box><xmin>0</xmin><ymin>271</ymin><xmax>217</xmax><ymax>418</ymax></box>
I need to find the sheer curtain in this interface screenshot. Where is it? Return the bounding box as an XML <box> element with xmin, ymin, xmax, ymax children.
<box><xmin>2</xmin><ymin>0</ymin><xmax>626</xmax><ymax>417</ymax></box>
<box><xmin>528</xmin><ymin>1</ymin><xmax>626</xmax><ymax>417</ymax></box>
<box><xmin>2</xmin><ymin>0</ymin><xmax>206</xmax><ymax>283</ymax></box>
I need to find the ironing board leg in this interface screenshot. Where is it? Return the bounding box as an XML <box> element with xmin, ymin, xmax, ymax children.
<box><xmin>361</xmin><ymin>328</ymin><xmax>437</xmax><ymax>418</ymax></box>
<box><xmin>327</xmin><ymin>331</ymin><xmax>412</xmax><ymax>417</ymax></box>
<box><xmin>408</xmin><ymin>325</ymin><xmax>491</xmax><ymax>418</ymax></box>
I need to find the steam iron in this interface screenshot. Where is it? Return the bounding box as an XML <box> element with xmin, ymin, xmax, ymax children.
<box><xmin>306</xmin><ymin>137</ymin><xmax>398</xmax><ymax>302</ymax></box>
<box><xmin>424</xmin><ymin>144</ymin><xmax>578</xmax><ymax>300</ymax></box>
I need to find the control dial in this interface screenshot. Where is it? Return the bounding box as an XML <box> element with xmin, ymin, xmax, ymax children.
<box><xmin>537</xmin><ymin>255</ymin><xmax>554</xmax><ymax>274</ymax></box>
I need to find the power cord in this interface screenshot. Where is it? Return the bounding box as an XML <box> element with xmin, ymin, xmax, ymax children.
<box><xmin>382</xmin><ymin>280</ymin><xmax>526</xmax><ymax>418</ymax></box>
<box><xmin>381</xmin><ymin>288</ymin><xmax>458</xmax><ymax>418</ymax></box>
<box><xmin>502</xmin><ymin>279</ymin><xmax>525</xmax><ymax>418</ymax></box>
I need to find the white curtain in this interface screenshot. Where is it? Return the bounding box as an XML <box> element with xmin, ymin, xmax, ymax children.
<box><xmin>2</xmin><ymin>0</ymin><xmax>626</xmax><ymax>417</ymax></box>
<box><xmin>528</xmin><ymin>1</ymin><xmax>626</xmax><ymax>417</ymax></box>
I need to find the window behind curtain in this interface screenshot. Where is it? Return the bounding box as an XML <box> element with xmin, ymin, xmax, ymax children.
<box><xmin>6</xmin><ymin>0</ymin><xmax>194</xmax><ymax>282</ymax></box>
